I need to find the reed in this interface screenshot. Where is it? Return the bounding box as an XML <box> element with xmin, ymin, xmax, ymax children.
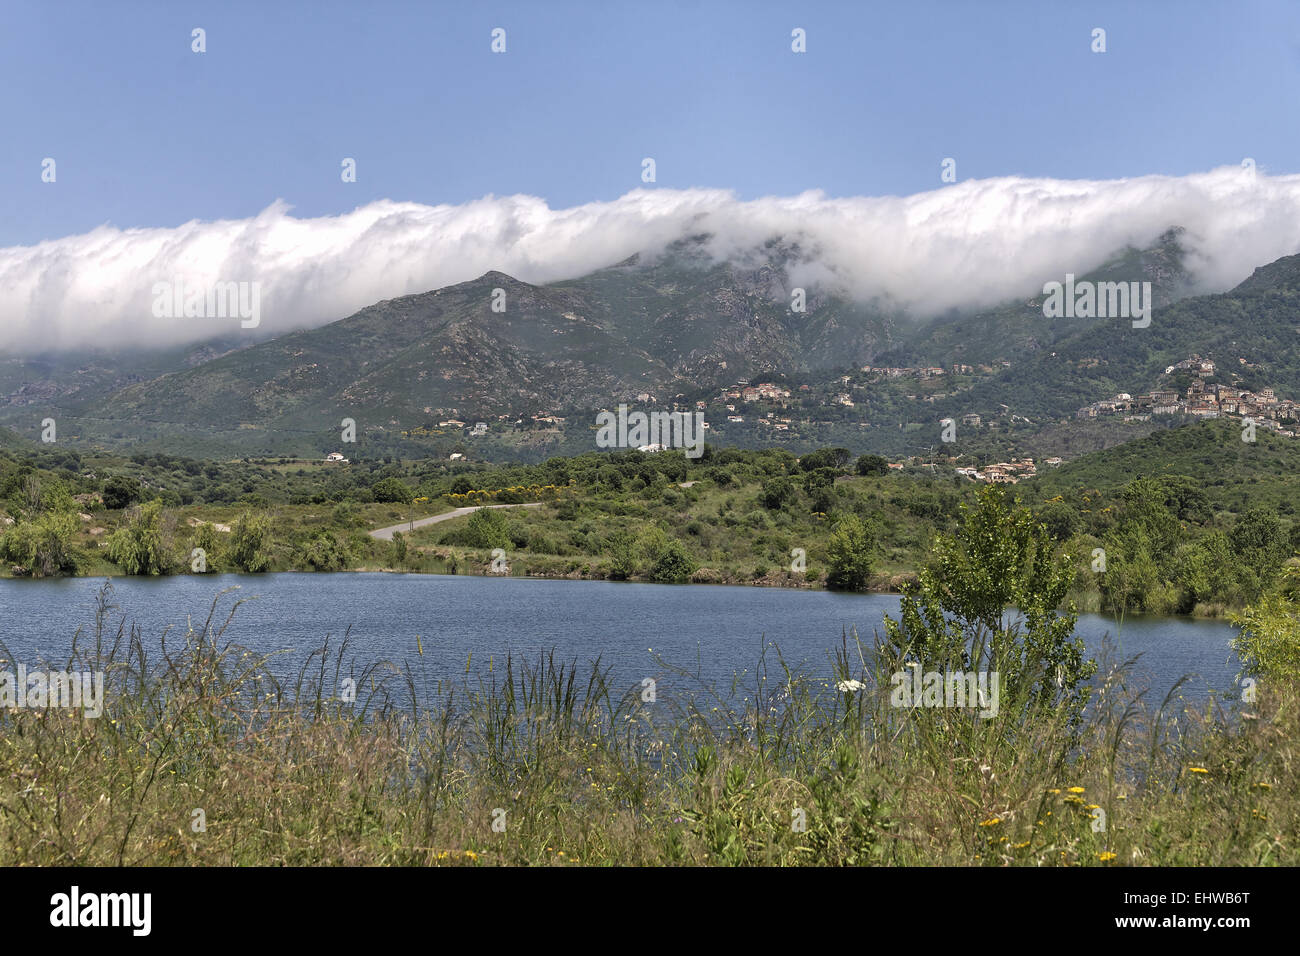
<box><xmin>0</xmin><ymin>584</ymin><xmax>1292</xmax><ymax>866</ymax></box>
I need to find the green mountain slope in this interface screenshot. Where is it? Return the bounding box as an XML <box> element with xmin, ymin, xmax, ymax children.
<box><xmin>70</xmin><ymin>243</ymin><xmax>903</xmax><ymax>448</ymax></box>
<box><xmin>878</xmin><ymin>227</ymin><xmax>1194</xmax><ymax>368</ymax></box>
<box><xmin>10</xmin><ymin>229</ymin><xmax>1296</xmax><ymax>462</ymax></box>
<box><xmin>1024</xmin><ymin>417</ymin><xmax>1300</xmax><ymax>515</ymax></box>
<box><xmin>929</xmin><ymin>250</ymin><xmax>1300</xmax><ymax>427</ymax></box>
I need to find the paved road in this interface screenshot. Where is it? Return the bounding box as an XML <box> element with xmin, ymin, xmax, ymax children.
<box><xmin>368</xmin><ymin>502</ymin><xmax>543</xmax><ymax>541</ymax></box>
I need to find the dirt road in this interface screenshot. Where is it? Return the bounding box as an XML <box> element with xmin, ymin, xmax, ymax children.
<box><xmin>368</xmin><ymin>502</ymin><xmax>543</xmax><ymax>541</ymax></box>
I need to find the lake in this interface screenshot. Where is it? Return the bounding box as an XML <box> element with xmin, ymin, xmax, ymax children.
<box><xmin>0</xmin><ymin>573</ymin><xmax>1245</xmax><ymax>709</ymax></box>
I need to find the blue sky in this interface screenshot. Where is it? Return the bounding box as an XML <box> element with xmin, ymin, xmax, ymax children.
<box><xmin>2</xmin><ymin>0</ymin><xmax>1298</xmax><ymax>247</ymax></box>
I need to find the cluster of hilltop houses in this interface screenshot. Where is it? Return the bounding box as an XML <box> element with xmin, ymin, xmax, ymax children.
<box><xmin>1076</xmin><ymin>357</ymin><xmax>1298</xmax><ymax>436</ymax></box>
<box><xmin>954</xmin><ymin>457</ymin><xmax>1061</xmax><ymax>484</ymax></box>
<box><xmin>860</xmin><ymin>362</ymin><xmax>1007</xmax><ymax>380</ymax></box>
<box><xmin>722</xmin><ymin>382</ymin><xmax>793</xmax><ymax>403</ymax></box>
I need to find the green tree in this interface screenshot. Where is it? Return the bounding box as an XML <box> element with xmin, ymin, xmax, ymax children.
<box><xmin>1230</xmin><ymin>508</ymin><xmax>1289</xmax><ymax>581</ymax></box>
<box><xmin>189</xmin><ymin>521</ymin><xmax>222</xmax><ymax>572</ymax></box>
<box><xmin>883</xmin><ymin>485</ymin><xmax>1096</xmax><ymax>727</ymax></box>
<box><xmin>855</xmin><ymin>454</ymin><xmax>888</xmax><ymax>477</ymax></box>
<box><xmin>1</xmin><ymin>510</ymin><xmax>80</xmax><ymax>577</ymax></box>
<box><xmin>1232</xmin><ymin>565</ymin><xmax>1300</xmax><ymax>686</ymax></box>
<box><xmin>228</xmin><ymin>511</ymin><xmax>273</xmax><ymax>572</ymax></box>
<box><xmin>604</xmin><ymin>528</ymin><xmax>639</xmax><ymax>580</ymax></box>
<box><xmin>800</xmin><ymin>447</ymin><xmax>851</xmax><ymax>471</ymax></box>
<box><xmin>1174</xmin><ymin>530</ymin><xmax>1235</xmax><ymax>610</ymax></box>
<box><xmin>372</xmin><ymin>477</ymin><xmax>414</xmax><ymax>504</ymax></box>
<box><xmin>802</xmin><ymin>467</ymin><xmax>837</xmax><ymax>496</ymax></box>
<box><xmin>650</xmin><ymin>538</ymin><xmax>697</xmax><ymax>583</ymax></box>
<box><xmin>101</xmin><ymin>475</ymin><xmax>142</xmax><ymax>510</ymax></box>
<box><xmin>1035</xmin><ymin>500</ymin><xmax>1078</xmax><ymax>542</ymax></box>
<box><xmin>105</xmin><ymin>499</ymin><xmax>171</xmax><ymax>575</ymax></box>
<box><xmin>759</xmin><ymin>477</ymin><xmax>795</xmax><ymax>511</ymax></box>
<box><xmin>825</xmin><ymin>514</ymin><xmax>875</xmax><ymax>591</ymax></box>
<box><xmin>296</xmin><ymin>531</ymin><xmax>349</xmax><ymax>571</ymax></box>
<box><xmin>463</xmin><ymin>507</ymin><xmax>511</xmax><ymax>549</ymax></box>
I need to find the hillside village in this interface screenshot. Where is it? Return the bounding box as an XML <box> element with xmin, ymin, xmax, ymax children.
<box><xmin>1076</xmin><ymin>356</ymin><xmax>1300</xmax><ymax>436</ymax></box>
<box><xmin>390</xmin><ymin>353</ymin><xmax>1297</xmax><ymax>478</ymax></box>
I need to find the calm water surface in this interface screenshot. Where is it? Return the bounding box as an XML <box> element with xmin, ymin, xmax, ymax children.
<box><xmin>0</xmin><ymin>573</ymin><xmax>1243</xmax><ymax>707</ymax></box>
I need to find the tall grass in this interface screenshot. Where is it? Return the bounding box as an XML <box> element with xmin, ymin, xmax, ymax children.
<box><xmin>0</xmin><ymin>584</ymin><xmax>1293</xmax><ymax>866</ymax></box>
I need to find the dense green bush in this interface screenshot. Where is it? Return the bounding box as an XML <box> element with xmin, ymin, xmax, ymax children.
<box><xmin>650</xmin><ymin>538</ymin><xmax>698</xmax><ymax>583</ymax></box>
<box><xmin>228</xmin><ymin>512</ymin><xmax>273</xmax><ymax>573</ymax></box>
<box><xmin>101</xmin><ymin>475</ymin><xmax>142</xmax><ymax>510</ymax></box>
<box><xmin>825</xmin><ymin>514</ymin><xmax>875</xmax><ymax>591</ymax></box>
<box><xmin>105</xmin><ymin>499</ymin><xmax>171</xmax><ymax>576</ymax></box>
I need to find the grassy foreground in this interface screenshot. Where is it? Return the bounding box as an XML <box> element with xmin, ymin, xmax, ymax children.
<box><xmin>0</xmin><ymin>581</ymin><xmax>1293</xmax><ymax>867</ymax></box>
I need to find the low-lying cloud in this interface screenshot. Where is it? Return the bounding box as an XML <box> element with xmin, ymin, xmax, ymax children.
<box><xmin>3</xmin><ymin>165</ymin><xmax>1300</xmax><ymax>355</ymax></box>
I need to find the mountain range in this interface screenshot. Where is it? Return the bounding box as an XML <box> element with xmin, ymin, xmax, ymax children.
<box><xmin>3</xmin><ymin>228</ymin><xmax>1299</xmax><ymax>463</ymax></box>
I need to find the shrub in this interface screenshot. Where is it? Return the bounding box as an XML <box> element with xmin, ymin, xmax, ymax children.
<box><xmin>882</xmin><ymin>484</ymin><xmax>1096</xmax><ymax>730</ymax></box>
<box><xmin>189</xmin><ymin>521</ymin><xmax>222</xmax><ymax>572</ymax></box>
<box><xmin>462</xmin><ymin>507</ymin><xmax>511</xmax><ymax>550</ymax></box>
<box><xmin>1</xmin><ymin>510</ymin><xmax>80</xmax><ymax>577</ymax></box>
<box><xmin>825</xmin><ymin>514</ymin><xmax>875</xmax><ymax>592</ymax></box>
<box><xmin>296</xmin><ymin>531</ymin><xmax>349</xmax><ymax>571</ymax></box>
<box><xmin>651</xmin><ymin>538</ymin><xmax>698</xmax><ymax>583</ymax></box>
<box><xmin>105</xmin><ymin>499</ymin><xmax>171</xmax><ymax>576</ymax></box>
<box><xmin>101</xmin><ymin>475</ymin><xmax>142</xmax><ymax>510</ymax></box>
<box><xmin>371</xmin><ymin>476</ymin><xmax>410</xmax><ymax>504</ymax></box>
<box><xmin>760</xmin><ymin>478</ymin><xmax>795</xmax><ymax>511</ymax></box>
<box><xmin>1232</xmin><ymin>567</ymin><xmax>1300</xmax><ymax>685</ymax></box>
<box><xmin>604</xmin><ymin>529</ymin><xmax>639</xmax><ymax>580</ymax></box>
<box><xmin>228</xmin><ymin>512</ymin><xmax>273</xmax><ymax>573</ymax></box>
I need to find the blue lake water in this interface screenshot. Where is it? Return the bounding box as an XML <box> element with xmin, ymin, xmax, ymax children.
<box><xmin>0</xmin><ymin>573</ymin><xmax>1244</xmax><ymax>709</ymax></box>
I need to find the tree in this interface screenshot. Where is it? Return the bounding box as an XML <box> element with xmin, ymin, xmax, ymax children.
<box><xmin>604</xmin><ymin>528</ymin><xmax>638</xmax><ymax>580</ymax></box>
<box><xmin>372</xmin><ymin>477</ymin><xmax>414</xmax><ymax>504</ymax></box>
<box><xmin>190</xmin><ymin>521</ymin><xmax>222</xmax><ymax>572</ymax></box>
<box><xmin>463</xmin><ymin>507</ymin><xmax>510</xmax><ymax>549</ymax></box>
<box><xmin>228</xmin><ymin>511</ymin><xmax>273</xmax><ymax>572</ymax></box>
<box><xmin>105</xmin><ymin>499</ymin><xmax>171</xmax><ymax>575</ymax></box>
<box><xmin>800</xmin><ymin>447</ymin><xmax>851</xmax><ymax>472</ymax></box>
<box><xmin>1116</xmin><ymin>477</ymin><xmax>1179</xmax><ymax>559</ymax></box>
<box><xmin>760</xmin><ymin>477</ymin><xmax>795</xmax><ymax>511</ymax></box>
<box><xmin>1231</xmin><ymin>507</ymin><xmax>1289</xmax><ymax>570</ymax></box>
<box><xmin>101</xmin><ymin>475</ymin><xmax>142</xmax><ymax>510</ymax></box>
<box><xmin>825</xmin><ymin>514</ymin><xmax>875</xmax><ymax>591</ymax></box>
<box><xmin>1</xmin><ymin>510</ymin><xmax>79</xmax><ymax>577</ymax></box>
<box><xmin>296</xmin><ymin>531</ymin><xmax>349</xmax><ymax>571</ymax></box>
<box><xmin>1035</xmin><ymin>500</ymin><xmax>1078</xmax><ymax>542</ymax></box>
<box><xmin>650</xmin><ymin>538</ymin><xmax>697</xmax><ymax>583</ymax></box>
<box><xmin>802</xmin><ymin>467</ymin><xmax>837</xmax><ymax>496</ymax></box>
<box><xmin>856</xmin><ymin>454</ymin><xmax>888</xmax><ymax>477</ymax></box>
<box><xmin>1174</xmin><ymin>530</ymin><xmax>1235</xmax><ymax>610</ymax></box>
<box><xmin>883</xmin><ymin>485</ymin><xmax>1096</xmax><ymax>727</ymax></box>
<box><xmin>1232</xmin><ymin>565</ymin><xmax>1300</xmax><ymax>685</ymax></box>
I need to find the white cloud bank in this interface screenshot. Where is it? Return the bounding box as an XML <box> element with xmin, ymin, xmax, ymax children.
<box><xmin>3</xmin><ymin>165</ymin><xmax>1300</xmax><ymax>354</ymax></box>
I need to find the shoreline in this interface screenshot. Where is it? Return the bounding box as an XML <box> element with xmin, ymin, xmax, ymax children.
<box><xmin>3</xmin><ymin>561</ymin><xmax>1236</xmax><ymax>623</ymax></box>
